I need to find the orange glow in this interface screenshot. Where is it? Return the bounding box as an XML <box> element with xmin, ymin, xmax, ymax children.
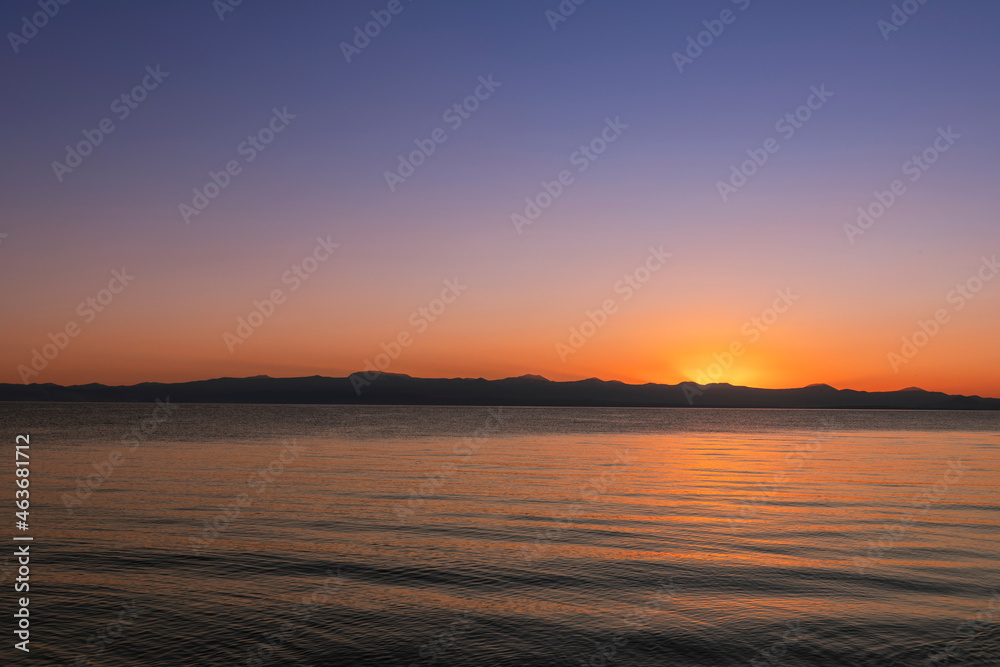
<box><xmin>2</xmin><ymin>209</ymin><xmax>998</xmax><ymax>397</ymax></box>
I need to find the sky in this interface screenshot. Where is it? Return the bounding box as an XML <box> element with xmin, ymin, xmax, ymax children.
<box><xmin>1</xmin><ymin>0</ymin><xmax>998</xmax><ymax>396</ymax></box>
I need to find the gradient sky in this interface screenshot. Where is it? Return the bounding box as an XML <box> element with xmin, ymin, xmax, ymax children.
<box><xmin>1</xmin><ymin>0</ymin><xmax>998</xmax><ymax>396</ymax></box>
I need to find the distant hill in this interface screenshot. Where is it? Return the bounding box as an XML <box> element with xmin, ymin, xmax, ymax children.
<box><xmin>1</xmin><ymin>374</ymin><xmax>998</xmax><ymax>409</ymax></box>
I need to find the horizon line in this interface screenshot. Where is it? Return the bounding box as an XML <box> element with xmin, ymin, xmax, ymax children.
<box><xmin>6</xmin><ymin>372</ymin><xmax>996</xmax><ymax>400</ymax></box>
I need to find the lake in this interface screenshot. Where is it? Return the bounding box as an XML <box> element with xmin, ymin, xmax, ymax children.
<box><xmin>4</xmin><ymin>403</ymin><xmax>999</xmax><ymax>666</ymax></box>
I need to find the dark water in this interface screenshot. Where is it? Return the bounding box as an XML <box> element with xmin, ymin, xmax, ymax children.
<box><xmin>2</xmin><ymin>403</ymin><xmax>999</xmax><ymax>666</ymax></box>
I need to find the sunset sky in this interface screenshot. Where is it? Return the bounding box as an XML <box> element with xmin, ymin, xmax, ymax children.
<box><xmin>2</xmin><ymin>1</ymin><xmax>998</xmax><ymax>396</ymax></box>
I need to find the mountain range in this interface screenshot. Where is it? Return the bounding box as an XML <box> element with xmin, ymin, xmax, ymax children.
<box><xmin>2</xmin><ymin>373</ymin><xmax>998</xmax><ymax>409</ymax></box>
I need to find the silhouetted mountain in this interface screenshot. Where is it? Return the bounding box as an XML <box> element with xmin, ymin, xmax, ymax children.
<box><xmin>1</xmin><ymin>374</ymin><xmax>998</xmax><ymax>409</ymax></box>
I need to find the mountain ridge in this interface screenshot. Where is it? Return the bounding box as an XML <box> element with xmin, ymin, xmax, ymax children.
<box><xmin>1</xmin><ymin>373</ymin><xmax>998</xmax><ymax>409</ymax></box>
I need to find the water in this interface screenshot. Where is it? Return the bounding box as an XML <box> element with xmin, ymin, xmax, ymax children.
<box><xmin>3</xmin><ymin>403</ymin><xmax>999</xmax><ymax>666</ymax></box>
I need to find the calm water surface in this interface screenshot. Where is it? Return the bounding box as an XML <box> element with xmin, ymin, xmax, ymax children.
<box><xmin>3</xmin><ymin>404</ymin><xmax>999</xmax><ymax>666</ymax></box>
